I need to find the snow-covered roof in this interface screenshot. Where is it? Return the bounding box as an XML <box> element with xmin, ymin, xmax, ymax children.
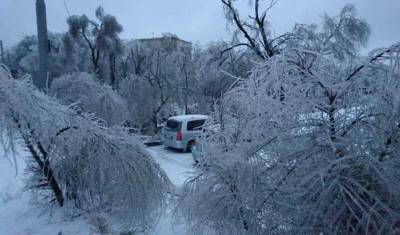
<box><xmin>169</xmin><ymin>114</ymin><xmax>208</xmax><ymax>121</ymax></box>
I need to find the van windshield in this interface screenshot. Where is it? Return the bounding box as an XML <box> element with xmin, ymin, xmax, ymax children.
<box><xmin>165</xmin><ymin>120</ymin><xmax>181</xmax><ymax>131</ymax></box>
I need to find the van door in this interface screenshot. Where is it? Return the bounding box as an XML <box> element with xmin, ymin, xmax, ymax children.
<box><xmin>163</xmin><ymin>119</ymin><xmax>181</xmax><ymax>141</ymax></box>
<box><xmin>186</xmin><ymin>119</ymin><xmax>206</xmax><ymax>140</ymax></box>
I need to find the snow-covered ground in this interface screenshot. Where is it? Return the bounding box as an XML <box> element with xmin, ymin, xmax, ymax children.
<box><xmin>0</xmin><ymin>143</ymin><xmax>195</xmax><ymax>235</ymax></box>
<box><xmin>147</xmin><ymin>146</ymin><xmax>196</xmax><ymax>235</ymax></box>
<box><xmin>0</xmin><ymin>143</ymin><xmax>93</xmax><ymax>235</ymax></box>
<box><xmin>147</xmin><ymin>146</ymin><xmax>195</xmax><ymax>187</ymax></box>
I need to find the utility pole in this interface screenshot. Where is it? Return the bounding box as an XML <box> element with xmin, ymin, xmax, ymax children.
<box><xmin>35</xmin><ymin>0</ymin><xmax>49</xmax><ymax>90</ymax></box>
<box><xmin>0</xmin><ymin>40</ymin><xmax>4</xmax><ymax>63</ymax></box>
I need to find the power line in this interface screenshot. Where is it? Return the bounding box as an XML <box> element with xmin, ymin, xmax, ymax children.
<box><xmin>63</xmin><ymin>0</ymin><xmax>71</xmax><ymax>17</ymax></box>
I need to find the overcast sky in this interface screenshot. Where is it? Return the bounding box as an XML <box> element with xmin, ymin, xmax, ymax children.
<box><xmin>0</xmin><ymin>0</ymin><xmax>399</xmax><ymax>51</ymax></box>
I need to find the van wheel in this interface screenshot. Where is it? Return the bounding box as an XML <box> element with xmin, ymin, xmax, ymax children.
<box><xmin>186</xmin><ymin>141</ymin><xmax>195</xmax><ymax>153</ymax></box>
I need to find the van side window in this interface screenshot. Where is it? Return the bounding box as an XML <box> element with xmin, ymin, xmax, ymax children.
<box><xmin>165</xmin><ymin>120</ymin><xmax>181</xmax><ymax>131</ymax></box>
<box><xmin>187</xmin><ymin>119</ymin><xmax>206</xmax><ymax>131</ymax></box>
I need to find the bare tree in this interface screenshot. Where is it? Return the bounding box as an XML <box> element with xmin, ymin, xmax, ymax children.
<box><xmin>119</xmin><ymin>42</ymin><xmax>177</xmax><ymax>133</ymax></box>
<box><xmin>120</xmin><ymin>39</ymin><xmax>196</xmax><ymax>133</ymax></box>
<box><xmin>66</xmin><ymin>7</ymin><xmax>123</xmax><ymax>88</ymax></box>
<box><xmin>221</xmin><ymin>0</ymin><xmax>286</xmax><ymax>59</ymax></box>
<box><xmin>193</xmin><ymin>42</ymin><xmax>253</xmax><ymax>112</ymax></box>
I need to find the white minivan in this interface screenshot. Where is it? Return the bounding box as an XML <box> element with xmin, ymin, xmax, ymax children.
<box><xmin>161</xmin><ymin>115</ymin><xmax>208</xmax><ymax>152</ymax></box>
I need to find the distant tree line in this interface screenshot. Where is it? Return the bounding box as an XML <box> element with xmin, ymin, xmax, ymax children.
<box><xmin>4</xmin><ymin>6</ymin><xmax>254</xmax><ymax>134</ymax></box>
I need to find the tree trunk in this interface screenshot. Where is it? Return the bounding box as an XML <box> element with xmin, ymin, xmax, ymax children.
<box><xmin>109</xmin><ymin>54</ymin><xmax>117</xmax><ymax>89</ymax></box>
<box><xmin>25</xmin><ymin>138</ymin><xmax>64</xmax><ymax>207</ymax></box>
<box><xmin>14</xmin><ymin>118</ymin><xmax>65</xmax><ymax>207</ymax></box>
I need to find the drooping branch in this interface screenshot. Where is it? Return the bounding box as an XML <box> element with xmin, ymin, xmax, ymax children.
<box><xmin>345</xmin><ymin>43</ymin><xmax>400</xmax><ymax>81</ymax></box>
<box><xmin>220</xmin><ymin>0</ymin><xmax>288</xmax><ymax>60</ymax></box>
<box><xmin>219</xmin><ymin>43</ymin><xmax>251</xmax><ymax>58</ymax></box>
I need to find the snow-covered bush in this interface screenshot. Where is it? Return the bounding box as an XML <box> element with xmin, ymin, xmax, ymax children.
<box><xmin>176</xmin><ymin>4</ymin><xmax>400</xmax><ymax>233</ymax></box>
<box><xmin>177</xmin><ymin>41</ymin><xmax>400</xmax><ymax>234</ymax></box>
<box><xmin>0</xmin><ymin>68</ymin><xmax>172</xmax><ymax>231</ymax></box>
<box><xmin>119</xmin><ymin>75</ymin><xmax>160</xmax><ymax>131</ymax></box>
<box><xmin>50</xmin><ymin>72</ymin><xmax>129</xmax><ymax>126</ymax></box>
<box><xmin>5</xmin><ymin>33</ymin><xmax>74</xmax><ymax>80</ymax></box>
<box><xmin>119</xmin><ymin>75</ymin><xmax>183</xmax><ymax>133</ymax></box>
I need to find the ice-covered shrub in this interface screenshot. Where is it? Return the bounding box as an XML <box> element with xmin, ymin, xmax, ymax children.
<box><xmin>175</xmin><ymin>21</ymin><xmax>400</xmax><ymax>234</ymax></box>
<box><xmin>50</xmin><ymin>72</ymin><xmax>129</xmax><ymax>126</ymax></box>
<box><xmin>119</xmin><ymin>75</ymin><xmax>182</xmax><ymax>133</ymax></box>
<box><xmin>0</xmin><ymin>68</ymin><xmax>172</xmax><ymax>231</ymax></box>
<box><xmin>118</xmin><ymin>76</ymin><xmax>160</xmax><ymax>131</ymax></box>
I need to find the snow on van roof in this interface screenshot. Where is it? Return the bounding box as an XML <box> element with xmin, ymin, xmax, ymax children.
<box><xmin>169</xmin><ymin>114</ymin><xmax>208</xmax><ymax>121</ymax></box>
